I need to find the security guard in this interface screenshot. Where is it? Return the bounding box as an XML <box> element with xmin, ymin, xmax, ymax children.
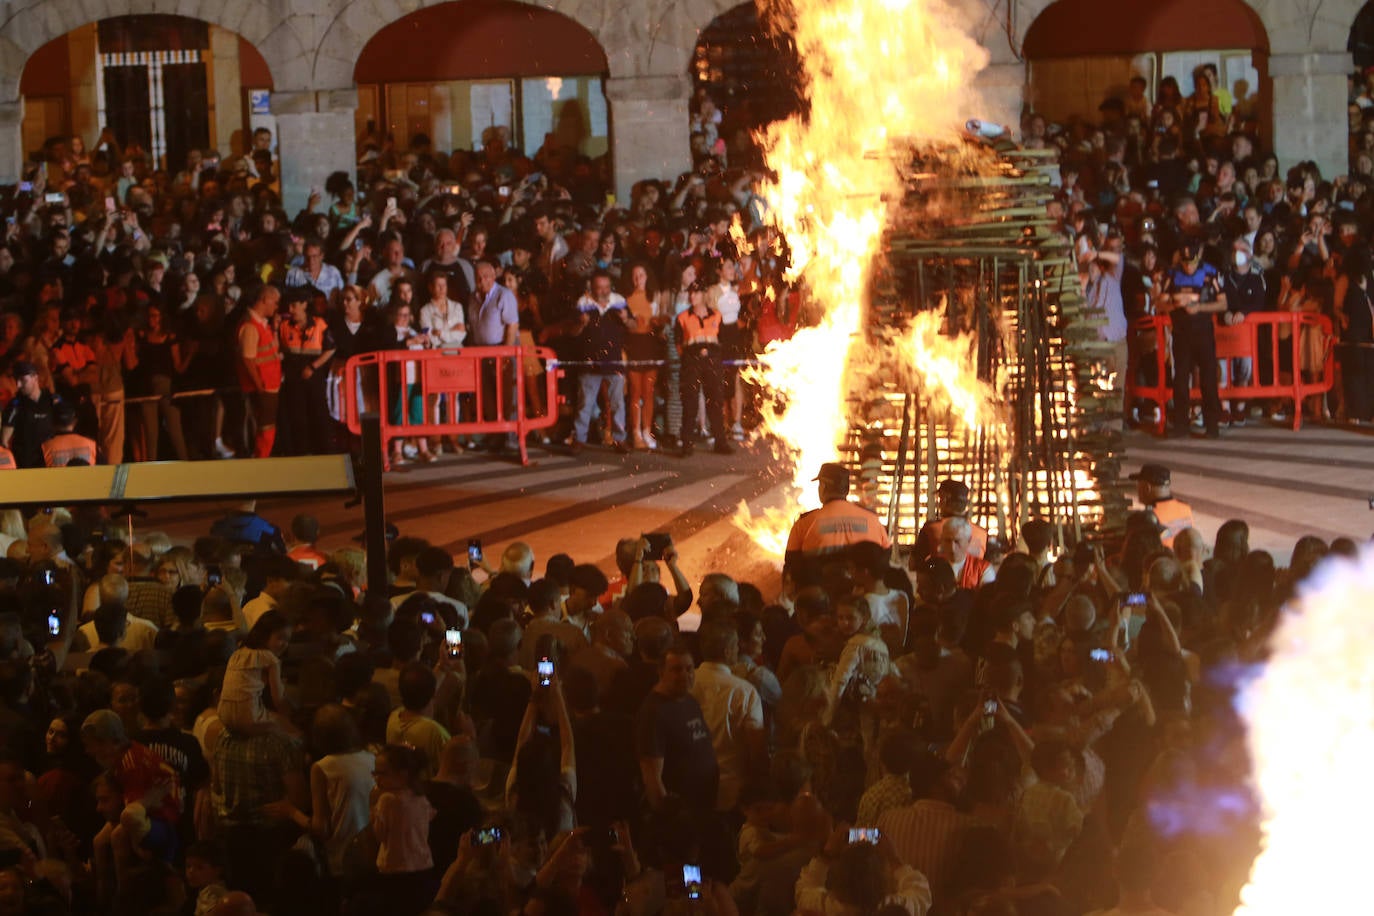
<box><xmin>1</xmin><ymin>361</ymin><xmax>58</xmax><ymax>468</ymax></box>
<box><xmin>785</xmin><ymin>462</ymin><xmax>892</xmax><ymax>576</ymax></box>
<box><xmin>237</xmin><ymin>285</ymin><xmax>284</xmax><ymax>458</ymax></box>
<box><xmin>1160</xmin><ymin>240</ymin><xmax>1227</xmax><ymax>437</ymax></box>
<box><xmin>42</xmin><ymin>402</ymin><xmax>98</xmax><ymax>466</ymax></box>
<box><xmin>676</xmin><ymin>280</ymin><xmax>732</xmax><ymax>456</ymax></box>
<box><xmin>1129</xmin><ymin>462</ymin><xmax>1193</xmax><ymax>548</ymax></box>
<box><xmin>275</xmin><ymin>287</ymin><xmax>335</xmax><ymax>456</ymax></box>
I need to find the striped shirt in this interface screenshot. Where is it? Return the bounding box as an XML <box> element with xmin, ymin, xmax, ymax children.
<box><xmin>877</xmin><ymin>799</ymin><xmax>971</xmax><ymax>898</ymax></box>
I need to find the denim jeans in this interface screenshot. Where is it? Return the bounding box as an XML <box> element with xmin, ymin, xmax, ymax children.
<box><xmin>573</xmin><ymin>371</ymin><xmax>625</xmax><ymax>443</ymax></box>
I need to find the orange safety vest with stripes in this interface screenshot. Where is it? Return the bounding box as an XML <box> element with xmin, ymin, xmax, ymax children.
<box><xmin>42</xmin><ymin>433</ymin><xmax>98</xmax><ymax>467</ymax></box>
<box><xmin>280</xmin><ymin>318</ymin><xmax>328</xmax><ymax>357</ymax></box>
<box><xmin>678</xmin><ymin>309</ymin><xmax>722</xmax><ymax>348</ymax></box>
<box><xmin>0</xmin><ymin>446</ymin><xmax>14</xmax><ymax>470</ymax></box>
<box><xmin>786</xmin><ymin>498</ymin><xmax>892</xmax><ymax>558</ymax></box>
<box><xmin>238</xmin><ymin>313</ymin><xmax>282</xmax><ymax>393</ymax></box>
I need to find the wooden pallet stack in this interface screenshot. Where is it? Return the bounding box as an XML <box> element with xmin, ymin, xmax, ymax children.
<box><xmin>840</xmin><ymin>143</ymin><xmax>1129</xmax><ymax>549</ymax></box>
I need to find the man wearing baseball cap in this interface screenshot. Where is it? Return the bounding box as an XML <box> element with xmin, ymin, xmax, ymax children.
<box><xmin>1</xmin><ymin>360</ymin><xmax>59</xmax><ymax>468</ymax></box>
<box><xmin>784</xmin><ymin>461</ymin><xmax>891</xmax><ymax>575</ymax></box>
<box><xmin>1128</xmin><ymin>463</ymin><xmax>1193</xmax><ymax>548</ymax></box>
<box><xmin>912</xmin><ymin>479</ymin><xmax>987</xmax><ymax>563</ymax></box>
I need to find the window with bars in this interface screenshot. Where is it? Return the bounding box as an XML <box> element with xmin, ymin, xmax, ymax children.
<box><xmin>95</xmin><ymin>17</ymin><xmax>210</xmax><ymax>171</ymax></box>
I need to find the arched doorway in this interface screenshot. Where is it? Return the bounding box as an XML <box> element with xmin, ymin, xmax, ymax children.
<box><xmin>20</xmin><ymin>14</ymin><xmax>273</xmax><ymax>171</ymax></box>
<box><xmin>353</xmin><ymin>0</ymin><xmax>609</xmax><ymax>158</ymax></box>
<box><xmin>1023</xmin><ymin>0</ymin><xmax>1270</xmax><ymax>138</ymax></box>
<box><xmin>690</xmin><ymin>1</ymin><xmax>802</xmax><ymax>168</ymax></box>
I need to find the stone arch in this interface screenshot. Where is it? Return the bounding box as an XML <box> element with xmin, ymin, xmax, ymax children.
<box><xmin>311</xmin><ymin>0</ymin><xmax>742</xmax><ymax>91</ymax></box>
<box><xmin>1009</xmin><ymin>0</ymin><xmax>1366</xmax><ymax>59</ymax></box>
<box><xmin>0</xmin><ymin>0</ymin><xmax>308</xmax><ymax>100</ymax></box>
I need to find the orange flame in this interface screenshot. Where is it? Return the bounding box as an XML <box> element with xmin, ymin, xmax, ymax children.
<box><xmin>736</xmin><ymin>0</ymin><xmax>994</xmax><ymax>559</ymax></box>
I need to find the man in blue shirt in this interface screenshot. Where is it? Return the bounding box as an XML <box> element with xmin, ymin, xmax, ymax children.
<box><xmin>1160</xmin><ymin>240</ymin><xmax>1228</xmax><ymax>438</ymax></box>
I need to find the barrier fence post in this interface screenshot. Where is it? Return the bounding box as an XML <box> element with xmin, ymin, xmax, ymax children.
<box><xmin>360</xmin><ymin>411</ymin><xmax>389</xmax><ymax>596</ymax></box>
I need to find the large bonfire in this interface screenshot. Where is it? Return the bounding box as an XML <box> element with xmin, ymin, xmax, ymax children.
<box><xmin>736</xmin><ymin>0</ymin><xmax>998</xmax><ymax>557</ymax></box>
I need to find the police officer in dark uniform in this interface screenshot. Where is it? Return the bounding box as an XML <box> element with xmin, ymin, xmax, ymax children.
<box><xmin>1</xmin><ymin>361</ymin><xmax>60</xmax><ymax>467</ymax></box>
<box><xmin>676</xmin><ymin>280</ymin><xmax>732</xmax><ymax>457</ymax></box>
<box><xmin>1161</xmin><ymin>240</ymin><xmax>1228</xmax><ymax>438</ymax></box>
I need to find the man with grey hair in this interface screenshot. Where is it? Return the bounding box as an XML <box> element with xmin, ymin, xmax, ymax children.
<box><xmin>938</xmin><ymin>517</ymin><xmax>993</xmax><ymax>589</ymax></box>
<box><xmin>677</xmin><ymin>571</ymin><xmax>738</xmax><ymax>633</ymax></box>
<box><xmin>74</xmin><ymin>576</ymin><xmax>157</xmax><ymax>653</ymax></box>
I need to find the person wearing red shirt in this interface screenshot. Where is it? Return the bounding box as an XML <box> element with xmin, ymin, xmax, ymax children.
<box><xmin>81</xmin><ymin>709</ymin><xmax>183</xmax><ymax>876</ymax></box>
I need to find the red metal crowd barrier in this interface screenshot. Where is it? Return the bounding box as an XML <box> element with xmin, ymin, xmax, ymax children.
<box><xmin>1127</xmin><ymin>311</ymin><xmax>1334</xmax><ymax>434</ymax></box>
<box><xmin>342</xmin><ymin>346</ymin><xmax>562</xmax><ymax>468</ymax></box>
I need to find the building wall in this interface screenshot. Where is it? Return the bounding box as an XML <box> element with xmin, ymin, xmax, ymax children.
<box><xmin>2</xmin><ymin>0</ymin><xmax>1369</xmax><ymax>203</ymax></box>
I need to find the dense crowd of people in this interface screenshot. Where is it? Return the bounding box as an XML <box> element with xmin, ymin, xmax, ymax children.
<box><xmin>0</xmin><ymin>97</ymin><xmax>795</xmax><ymax>470</ymax></box>
<box><xmin>1046</xmin><ymin>64</ymin><xmax>1374</xmax><ymax>434</ymax></box>
<box><xmin>0</xmin><ymin>62</ymin><xmax>1366</xmax><ymax>916</ymax></box>
<box><xmin>0</xmin><ymin>459</ymin><xmax>1355</xmax><ymax>916</ymax></box>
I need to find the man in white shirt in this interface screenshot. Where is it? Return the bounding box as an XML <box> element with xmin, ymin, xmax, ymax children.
<box><xmin>368</xmin><ymin>237</ymin><xmax>414</xmax><ymax>306</ymax></box>
<box><xmin>689</xmin><ymin>618</ymin><xmax>764</xmax><ymax>811</ymax></box>
<box><xmin>285</xmin><ymin>240</ymin><xmax>345</xmax><ymax>302</ymax></box>
<box><xmin>242</xmin><ymin>555</ymin><xmax>299</xmax><ymax>630</ymax></box>
<box><xmin>76</xmin><ymin>592</ymin><xmax>159</xmax><ymax>654</ymax></box>
<box><xmin>389</xmin><ymin>546</ymin><xmax>468</xmax><ymax>628</ymax></box>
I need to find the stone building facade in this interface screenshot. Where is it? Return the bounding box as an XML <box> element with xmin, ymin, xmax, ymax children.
<box><xmin>0</xmin><ymin>0</ymin><xmax>1365</xmax><ymax>209</ymax></box>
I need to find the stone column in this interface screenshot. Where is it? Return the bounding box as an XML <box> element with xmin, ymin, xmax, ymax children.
<box><xmin>274</xmin><ymin>88</ymin><xmax>357</xmax><ymax>217</ymax></box>
<box><xmin>972</xmin><ymin>62</ymin><xmax>1027</xmax><ymax>139</ymax></box>
<box><xmin>208</xmin><ymin>26</ymin><xmax>244</xmax><ymax>157</ymax></box>
<box><xmin>0</xmin><ymin>101</ymin><xmax>23</xmax><ymax>183</ymax></box>
<box><xmin>604</xmin><ymin>74</ymin><xmax>691</xmax><ymax>204</ymax></box>
<box><xmin>1269</xmin><ymin>52</ymin><xmax>1351</xmax><ymax>179</ymax></box>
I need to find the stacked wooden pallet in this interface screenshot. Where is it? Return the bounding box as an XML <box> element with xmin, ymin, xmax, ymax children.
<box><xmin>840</xmin><ymin>143</ymin><xmax>1128</xmax><ymax>548</ymax></box>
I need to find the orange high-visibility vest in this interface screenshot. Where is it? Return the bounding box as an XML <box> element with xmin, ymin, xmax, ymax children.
<box><xmin>678</xmin><ymin>309</ymin><xmax>722</xmax><ymax>347</ymax></box>
<box><xmin>42</xmin><ymin>433</ymin><xmax>98</xmax><ymax>467</ymax></box>
<box><xmin>957</xmin><ymin>554</ymin><xmax>991</xmax><ymax>590</ymax></box>
<box><xmin>281</xmin><ymin>318</ymin><xmax>327</xmax><ymax>356</ymax></box>
<box><xmin>238</xmin><ymin>313</ymin><xmax>282</xmax><ymax>392</ymax></box>
<box><xmin>786</xmin><ymin>498</ymin><xmax>892</xmax><ymax>558</ymax></box>
<box><xmin>1153</xmin><ymin>498</ymin><xmax>1194</xmax><ymax>549</ymax></box>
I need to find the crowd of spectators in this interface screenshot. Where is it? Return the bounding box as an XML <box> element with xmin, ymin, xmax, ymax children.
<box><xmin>0</xmin><ymin>465</ymin><xmax>1355</xmax><ymax>916</ymax></box>
<box><xmin>0</xmin><ymin>96</ymin><xmax>794</xmax><ymax>469</ymax></box>
<box><xmin>0</xmin><ymin>63</ymin><xmax>1367</xmax><ymax>916</ymax></box>
<box><xmin>1046</xmin><ymin>64</ymin><xmax>1374</xmax><ymax>433</ymax></box>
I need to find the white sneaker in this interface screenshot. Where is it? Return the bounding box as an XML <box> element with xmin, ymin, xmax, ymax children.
<box><xmin>403</xmin><ymin>443</ymin><xmax>419</xmax><ymax>459</ymax></box>
<box><xmin>213</xmin><ymin>439</ymin><xmax>235</xmax><ymax>459</ymax></box>
<box><xmin>731</xmin><ymin>423</ymin><xmax>745</xmax><ymax>440</ymax></box>
<box><xmin>643</xmin><ymin>431</ymin><xmax>658</xmax><ymax>450</ymax></box>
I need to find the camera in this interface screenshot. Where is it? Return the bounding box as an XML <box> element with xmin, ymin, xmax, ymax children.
<box><xmin>1090</xmin><ymin>648</ymin><xmax>1114</xmax><ymax>663</ymax></box>
<box><xmin>445</xmin><ymin>628</ymin><xmax>463</xmax><ymax>658</ymax></box>
<box><xmin>474</xmin><ymin>826</ymin><xmax>503</xmax><ymax>846</ymax></box>
<box><xmin>468</xmin><ymin>539</ymin><xmax>483</xmax><ymax>567</ymax></box>
<box><xmin>537</xmin><ymin>657</ymin><xmax>554</xmax><ymax>688</ymax></box>
<box><xmin>47</xmin><ymin>612</ymin><xmax>60</xmax><ymax>637</ymax></box>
